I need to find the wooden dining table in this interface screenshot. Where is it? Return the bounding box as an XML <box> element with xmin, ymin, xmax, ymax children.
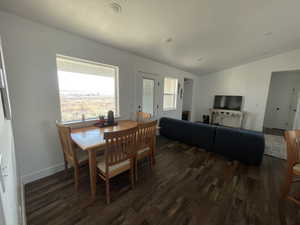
<box><xmin>70</xmin><ymin>120</ymin><xmax>138</xmax><ymax>201</ymax></box>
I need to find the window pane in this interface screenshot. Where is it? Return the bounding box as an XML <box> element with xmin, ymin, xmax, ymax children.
<box><xmin>163</xmin><ymin>95</ymin><xmax>175</xmax><ymax>109</ymax></box>
<box><xmin>163</xmin><ymin>77</ymin><xmax>178</xmax><ymax>110</ymax></box>
<box><xmin>142</xmin><ymin>79</ymin><xmax>154</xmax><ymax>115</ymax></box>
<box><xmin>164</xmin><ymin>78</ymin><xmax>177</xmax><ymax>94</ymax></box>
<box><xmin>57</xmin><ymin>56</ymin><xmax>118</xmax><ymax>122</ymax></box>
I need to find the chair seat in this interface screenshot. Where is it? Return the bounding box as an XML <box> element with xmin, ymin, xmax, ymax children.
<box><xmin>97</xmin><ymin>156</ymin><xmax>131</xmax><ymax>178</ymax></box>
<box><xmin>293</xmin><ymin>163</ymin><xmax>300</xmax><ymax>175</ymax></box>
<box><xmin>137</xmin><ymin>147</ymin><xmax>151</xmax><ymax>159</ymax></box>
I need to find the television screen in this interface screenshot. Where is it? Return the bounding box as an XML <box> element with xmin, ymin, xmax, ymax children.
<box><xmin>213</xmin><ymin>95</ymin><xmax>243</xmax><ymax>111</ymax></box>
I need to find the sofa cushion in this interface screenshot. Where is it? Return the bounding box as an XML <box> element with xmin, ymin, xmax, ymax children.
<box><xmin>159</xmin><ymin>117</ymin><xmax>215</xmax><ymax>151</ymax></box>
<box><xmin>212</xmin><ymin>126</ymin><xmax>265</xmax><ymax>165</ymax></box>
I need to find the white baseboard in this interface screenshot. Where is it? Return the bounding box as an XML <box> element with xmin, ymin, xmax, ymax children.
<box><xmin>21</xmin><ymin>163</ymin><xmax>65</xmax><ymax>185</ymax></box>
<box><xmin>20</xmin><ymin>184</ymin><xmax>26</xmax><ymax>225</ymax></box>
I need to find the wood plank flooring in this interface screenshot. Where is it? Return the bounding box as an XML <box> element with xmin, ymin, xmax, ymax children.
<box><xmin>25</xmin><ymin>136</ymin><xmax>300</xmax><ymax>225</ymax></box>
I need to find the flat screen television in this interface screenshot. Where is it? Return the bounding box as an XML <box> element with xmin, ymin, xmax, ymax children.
<box><xmin>213</xmin><ymin>95</ymin><xmax>243</xmax><ymax>111</ymax></box>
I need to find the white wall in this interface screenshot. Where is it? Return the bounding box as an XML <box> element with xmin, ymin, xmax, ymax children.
<box><xmin>197</xmin><ymin>48</ymin><xmax>300</xmax><ymax>131</ymax></box>
<box><xmin>264</xmin><ymin>71</ymin><xmax>300</xmax><ymax>129</ymax></box>
<box><xmin>0</xmin><ymin>11</ymin><xmax>199</xmax><ymax>183</ymax></box>
<box><xmin>183</xmin><ymin>79</ymin><xmax>193</xmax><ymax>112</ymax></box>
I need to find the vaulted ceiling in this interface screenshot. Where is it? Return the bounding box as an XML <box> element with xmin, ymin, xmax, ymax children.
<box><xmin>1</xmin><ymin>0</ymin><xmax>300</xmax><ymax>75</ymax></box>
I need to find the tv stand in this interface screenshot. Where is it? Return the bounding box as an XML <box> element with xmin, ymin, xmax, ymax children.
<box><xmin>209</xmin><ymin>109</ymin><xmax>245</xmax><ymax>128</ymax></box>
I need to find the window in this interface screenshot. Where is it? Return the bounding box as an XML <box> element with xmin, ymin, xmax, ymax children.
<box><xmin>163</xmin><ymin>77</ymin><xmax>178</xmax><ymax>111</ymax></box>
<box><xmin>56</xmin><ymin>55</ymin><xmax>119</xmax><ymax>122</ymax></box>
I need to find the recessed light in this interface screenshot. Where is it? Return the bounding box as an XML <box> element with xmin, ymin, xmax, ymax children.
<box><xmin>110</xmin><ymin>2</ymin><xmax>122</xmax><ymax>13</ymax></box>
<box><xmin>165</xmin><ymin>38</ymin><xmax>173</xmax><ymax>43</ymax></box>
<box><xmin>197</xmin><ymin>57</ymin><xmax>204</xmax><ymax>62</ymax></box>
<box><xmin>264</xmin><ymin>32</ymin><xmax>273</xmax><ymax>36</ymax></box>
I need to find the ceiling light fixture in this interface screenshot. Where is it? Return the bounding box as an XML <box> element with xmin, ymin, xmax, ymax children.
<box><xmin>110</xmin><ymin>2</ymin><xmax>122</xmax><ymax>13</ymax></box>
<box><xmin>165</xmin><ymin>38</ymin><xmax>173</xmax><ymax>43</ymax></box>
<box><xmin>264</xmin><ymin>31</ymin><xmax>273</xmax><ymax>36</ymax></box>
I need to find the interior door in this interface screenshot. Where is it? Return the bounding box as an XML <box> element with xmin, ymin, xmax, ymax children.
<box><xmin>288</xmin><ymin>87</ymin><xmax>300</xmax><ymax>129</ymax></box>
<box><xmin>0</xmin><ymin>37</ymin><xmax>20</xmax><ymax>225</ymax></box>
<box><xmin>136</xmin><ymin>72</ymin><xmax>162</xmax><ymax>120</ymax></box>
<box><xmin>292</xmin><ymin>91</ymin><xmax>300</xmax><ymax>129</ymax></box>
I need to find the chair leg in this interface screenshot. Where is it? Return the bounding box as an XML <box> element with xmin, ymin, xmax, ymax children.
<box><xmin>63</xmin><ymin>154</ymin><xmax>68</xmax><ymax>175</ymax></box>
<box><xmin>74</xmin><ymin>166</ymin><xmax>80</xmax><ymax>191</ymax></box>
<box><xmin>106</xmin><ymin>179</ymin><xmax>110</xmax><ymax>204</ymax></box>
<box><xmin>152</xmin><ymin>146</ymin><xmax>156</xmax><ymax>165</ymax></box>
<box><xmin>151</xmin><ymin>149</ymin><xmax>156</xmax><ymax>166</ymax></box>
<box><xmin>149</xmin><ymin>155</ymin><xmax>153</xmax><ymax>169</ymax></box>
<box><xmin>130</xmin><ymin>167</ymin><xmax>135</xmax><ymax>189</ymax></box>
<box><xmin>64</xmin><ymin>160</ymin><xmax>68</xmax><ymax>174</ymax></box>
<box><xmin>281</xmin><ymin>172</ymin><xmax>293</xmax><ymax>199</ymax></box>
<box><xmin>135</xmin><ymin>159</ymin><xmax>138</xmax><ymax>182</ymax></box>
<box><xmin>295</xmin><ymin>189</ymin><xmax>300</xmax><ymax>200</ymax></box>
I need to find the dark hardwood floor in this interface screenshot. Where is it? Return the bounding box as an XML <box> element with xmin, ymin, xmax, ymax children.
<box><xmin>25</xmin><ymin>136</ymin><xmax>300</xmax><ymax>225</ymax></box>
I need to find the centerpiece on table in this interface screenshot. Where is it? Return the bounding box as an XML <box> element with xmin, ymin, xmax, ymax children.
<box><xmin>94</xmin><ymin>110</ymin><xmax>118</xmax><ymax>127</ymax></box>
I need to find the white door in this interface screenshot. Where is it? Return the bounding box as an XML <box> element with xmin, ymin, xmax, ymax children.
<box><xmin>289</xmin><ymin>87</ymin><xmax>300</xmax><ymax>129</ymax></box>
<box><xmin>136</xmin><ymin>72</ymin><xmax>162</xmax><ymax>120</ymax></box>
<box><xmin>293</xmin><ymin>91</ymin><xmax>300</xmax><ymax>129</ymax></box>
<box><xmin>0</xmin><ymin>37</ymin><xmax>20</xmax><ymax>225</ymax></box>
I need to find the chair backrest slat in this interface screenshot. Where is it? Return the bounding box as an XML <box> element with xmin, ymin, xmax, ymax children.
<box><xmin>138</xmin><ymin>120</ymin><xmax>157</xmax><ymax>149</ymax></box>
<box><xmin>104</xmin><ymin>126</ymin><xmax>138</xmax><ymax>167</ymax></box>
<box><xmin>56</xmin><ymin>122</ymin><xmax>77</xmax><ymax>163</ymax></box>
<box><xmin>284</xmin><ymin>130</ymin><xmax>300</xmax><ymax>167</ymax></box>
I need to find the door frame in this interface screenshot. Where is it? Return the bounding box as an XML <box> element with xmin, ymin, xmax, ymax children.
<box><xmin>135</xmin><ymin>71</ymin><xmax>162</xmax><ymax>120</ymax></box>
<box><xmin>182</xmin><ymin>78</ymin><xmax>194</xmax><ymax>121</ymax></box>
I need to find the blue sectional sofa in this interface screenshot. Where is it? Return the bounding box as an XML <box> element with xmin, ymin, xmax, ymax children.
<box><xmin>159</xmin><ymin>117</ymin><xmax>265</xmax><ymax>165</ymax></box>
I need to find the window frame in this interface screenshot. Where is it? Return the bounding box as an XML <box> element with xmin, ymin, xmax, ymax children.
<box><xmin>56</xmin><ymin>54</ymin><xmax>120</xmax><ymax>123</ymax></box>
<box><xmin>163</xmin><ymin>77</ymin><xmax>178</xmax><ymax>111</ymax></box>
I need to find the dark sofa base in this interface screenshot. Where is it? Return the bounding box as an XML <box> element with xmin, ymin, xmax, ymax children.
<box><xmin>159</xmin><ymin>117</ymin><xmax>265</xmax><ymax>165</ymax></box>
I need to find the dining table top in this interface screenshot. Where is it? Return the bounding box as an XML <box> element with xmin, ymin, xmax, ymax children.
<box><xmin>71</xmin><ymin>120</ymin><xmax>138</xmax><ymax>151</ymax></box>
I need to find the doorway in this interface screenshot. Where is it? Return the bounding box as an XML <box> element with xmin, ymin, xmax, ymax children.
<box><xmin>182</xmin><ymin>78</ymin><xmax>193</xmax><ymax>121</ymax></box>
<box><xmin>136</xmin><ymin>72</ymin><xmax>162</xmax><ymax>120</ymax></box>
<box><xmin>263</xmin><ymin>70</ymin><xmax>300</xmax><ymax>135</ymax></box>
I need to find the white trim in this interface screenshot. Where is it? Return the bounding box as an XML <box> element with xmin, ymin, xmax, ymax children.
<box><xmin>163</xmin><ymin>108</ymin><xmax>177</xmax><ymax>112</ymax></box>
<box><xmin>56</xmin><ymin>54</ymin><xmax>119</xmax><ymax>70</ymax></box>
<box><xmin>55</xmin><ymin>54</ymin><xmax>120</xmax><ymax>122</ymax></box>
<box><xmin>162</xmin><ymin>77</ymin><xmax>178</xmax><ymax>111</ymax></box>
<box><xmin>20</xmin><ymin>184</ymin><xmax>27</xmax><ymax>225</ymax></box>
<box><xmin>21</xmin><ymin>163</ymin><xmax>65</xmax><ymax>185</ymax></box>
<box><xmin>59</xmin><ymin>116</ymin><xmax>121</xmax><ymax>128</ymax></box>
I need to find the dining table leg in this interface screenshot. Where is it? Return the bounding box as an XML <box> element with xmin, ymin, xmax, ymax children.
<box><xmin>153</xmin><ymin>136</ymin><xmax>156</xmax><ymax>165</ymax></box>
<box><xmin>88</xmin><ymin>150</ymin><xmax>97</xmax><ymax>201</ymax></box>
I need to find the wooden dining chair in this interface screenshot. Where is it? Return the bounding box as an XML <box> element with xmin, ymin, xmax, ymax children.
<box><xmin>56</xmin><ymin>122</ymin><xmax>88</xmax><ymax>191</ymax></box>
<box><xmin>96</xmin><ymin>126</ymin><xmax>138</xmax><ymax>204</ymax></box>
<box><xmin>281</xmin><ymin>130</ymin><xmax>300</xmax><ymax>205</ymax></box>
<box><xmin>135</xmin><ymin>120</ymin><xmax>157</xmax><ymax>181</ymax></box>
<box><xmin>136</xmin><ymin>111</ymin><xmax>151</xmax><ymax>123</ymax></box>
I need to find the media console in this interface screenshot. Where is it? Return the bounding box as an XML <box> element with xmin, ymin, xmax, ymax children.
<box><xmin>209</xmin><ymin>108</ymin><xmax>245</xmax><ymax>128</ymax></box>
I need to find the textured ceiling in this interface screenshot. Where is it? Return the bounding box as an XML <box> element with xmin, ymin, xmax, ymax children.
<box><xmin>1</xmin><ymin>0</ymin><xmax>300</xmax><ymax>75</ymax></box>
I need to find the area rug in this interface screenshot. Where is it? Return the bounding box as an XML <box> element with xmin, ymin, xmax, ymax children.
<box><xmin>264</xmin><ymin>134</ymin><xmax>286</xmax><ymax>159</ymax></box>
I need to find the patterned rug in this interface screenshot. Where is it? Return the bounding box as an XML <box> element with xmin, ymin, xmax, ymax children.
<box><xmin>264</xmin><ymin>134</ymin><xmax>286</xmax><ymax>159</ymax></box>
